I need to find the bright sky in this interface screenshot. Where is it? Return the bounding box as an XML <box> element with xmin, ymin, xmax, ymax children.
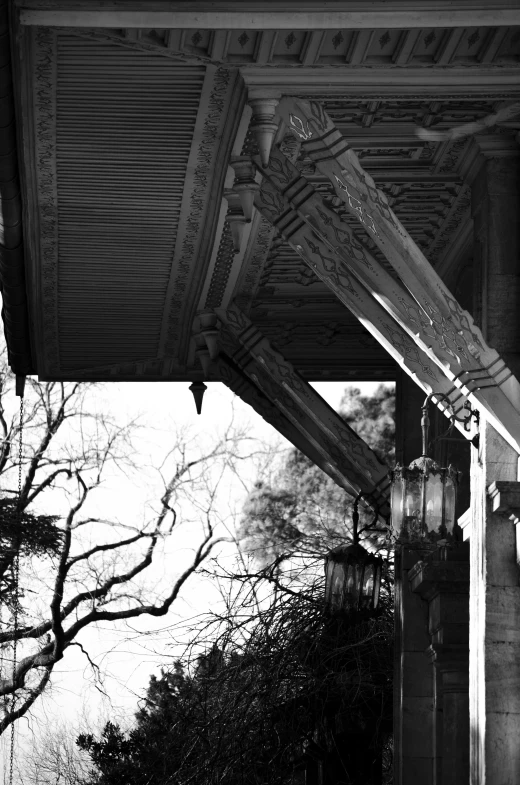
<box><xmin>1</xmin><ymin>378</ymin><xmax>391</xmax><ymax>780</ymax></box>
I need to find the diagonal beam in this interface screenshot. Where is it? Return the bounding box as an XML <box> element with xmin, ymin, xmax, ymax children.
<box><xmin>214</xmin><ymin>354</ymin><xmax>358</xmax><ymax>494</ymax></box>
<box><xmin>277</xmin><ymin>97</ymin><xmax>520</xmax><ymax>454</ymax></box>
<box><xmin>215</xmin><ymin>303</ymin><xmax>391</xmax><ymax>514</ymax></box>
<box><xmin>249</xmin><ymin>161</ymin><xmax>476</xmax><ymax>437</ymax></box>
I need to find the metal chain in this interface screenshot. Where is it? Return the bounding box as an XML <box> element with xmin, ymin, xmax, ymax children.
<box><xmin>8</xmin><ymin>396</ymin><xmax>23</xmax><ymax>785</ymax></box>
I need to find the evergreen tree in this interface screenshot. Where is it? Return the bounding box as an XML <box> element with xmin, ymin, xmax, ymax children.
<box><xmin>237</xmin><ymin>384</ymin><xmax>395</xmax><ymax>564</ymax></box>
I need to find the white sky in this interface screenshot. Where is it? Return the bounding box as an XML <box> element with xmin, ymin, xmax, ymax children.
<box><xmin>1</xmin><ymin>378</ymin><xmax>391</xmax><ymax>778</ymax></box>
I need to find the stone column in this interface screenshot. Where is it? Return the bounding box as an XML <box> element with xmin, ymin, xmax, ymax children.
<box><xmin>409</xmin><ymin>544</ymin><xmax>470</xmax><ymax>785</ymax></box>
<box><xmin>469</xmin><ymin>429</ymin><xmax>520</xmax><ymax>785</ymax></box>
<box><xmin>395</xmin><ymin>545</ymin><xmax>436</xmax><ymax>785</ymax></box>
<box><xmin>430</xmin><ymin>648</ymin><xmax>469</xmax><ymax>785</ymax></box>
<box><xmin>462</xmin><ymin>133</ymin><xmax>520</xmax><ymax>785</ymax></box>
<box><xmin>467</xmin><ymin>135</ymin><xmax>520</xmax><ymax>380</ymax></box>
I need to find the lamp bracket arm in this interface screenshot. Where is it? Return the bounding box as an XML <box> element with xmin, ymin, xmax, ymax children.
<box><xmin>422</xmin><ymin>393</ymin><xmax>480</xmax><ymax>455</ymax></box>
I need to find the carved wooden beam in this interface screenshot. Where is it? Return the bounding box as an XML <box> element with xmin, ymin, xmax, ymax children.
<box><xmin>249</xmin><ymin>157</ymin><xmax>475</xmax><ymax>437</ymax></box>
<box><xmin>276</xmin><ymin>97</ymin><xmax>520</xmax><ymax>454</ymax></box>
<box><xmin>215</xmin><ymin>303</ymin><xmax>391</xmax><ymax>514</ymax></box>
<box><xmin>214</xmin><ymin>354</ymin><xmax>373</xmax><ymax>500</ymax></box>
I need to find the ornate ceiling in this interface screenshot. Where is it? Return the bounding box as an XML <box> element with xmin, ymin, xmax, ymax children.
<box><xmin>6</xmin><ymin>17</ymin><xmax>520</xmax><ymax>382</ymax></box>
<box><xmin>230</xmin><ymin>96</ymin><xmax>518</xmax><ymax>379</ymax></box>
<box><xmin>85</xmin><ymin>24</ymin><xmax>520</xmax><ymax>69</ymax></box>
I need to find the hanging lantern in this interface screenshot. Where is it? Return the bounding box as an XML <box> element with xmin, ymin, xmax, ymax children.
<box><xmin>325</xmin><ymin>543</ymin><xmax>383</xmax><ymax>613</ymax></box>
<box><xmin>390</xmin><ymin>394</ymin><xmax>462</xmax><ymax>544</ymax></box>
<box><xmin>324</xmin><ymin>497</ymin><xmax>383</xmax><ymax>614</ymax></box>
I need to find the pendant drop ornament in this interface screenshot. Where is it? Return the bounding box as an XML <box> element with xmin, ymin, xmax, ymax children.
<box><xmin>189</xmin><ymin>381</ymin><xmax>207</xmax><ymax>415</ymax></box>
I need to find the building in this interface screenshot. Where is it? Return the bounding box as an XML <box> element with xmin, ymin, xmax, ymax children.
<box><xmin>1</xmin><ymin>1</ymin><xmax>520</xmax><ymax>782</ymax></box>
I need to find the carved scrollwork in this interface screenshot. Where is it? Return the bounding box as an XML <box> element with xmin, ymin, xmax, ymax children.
<box><xmin>164</xmin><ymin>67</ymin><xmax>232</xmax><ymax>357</ymax></box>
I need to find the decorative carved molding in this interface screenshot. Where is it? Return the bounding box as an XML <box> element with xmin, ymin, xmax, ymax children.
<box><xmin>204</xmin><ymin>220</ymin><xmax>236</xmax><ymax>310</ymax></box>
<box><xmin>234</xmin><ymin>213</ymin><xmax>275</xmax><ymax>314</ymax></box>
<box><xmin>217</xmin><ymin>302</ymin><xmax>391</xmax><ymax>509</ymax></box>
<box><xmin>229</xmin><ymin>128</ymin><xmax>279</xmax><ymax>314</ymax></box>
<box><xmin>67</xmin><ymin>27</ymin><xmax>221</xmax><ymax>65</ymax></box>
<box><xmin>436</xmin><ymin>137</ymin><xmax>470</xmax><ymax>174</ymax></box>
<box><xmin>278</xmin><ymin>96</ymin><xmax>520</xmax><ymax>454</ymax></box>
<box><xmin>318</xmin><ymin>97</ymin><xmax>505</xmax><ymax>130</ymax></box>
<box><xmin>251</xmin><ymin>147</ymin><xmax>483</xmax><ymax>428</ymax></box>
<box><xmin>162</xmin><ymin>66</ymin><xmax>235</xmax><ymax>360</ymax></box>
<box><xmin>214</xmin><ymin>353</ymin><xmax>351</xmax><ymax>490</ymax></box>
<box><xmin>487</xmin><ymin>481</ymin><xmax>520</xmax><ymax>571</ymax></box>
<box><xmin>294</xmin><ymin>92</ymin><xmax>520</xmax><ymax>102</ymax></box>
<box><xmin>63</xmin><ymin>25</ymin><xmax>520</xmax><ymax>72</ymax></box>
<box><xmin>33</xmin><ymin>27</ymin><xmax>59</xmax><ymax>375</ymax></box>
<box><xmin>427</xmin><ymin>185</ymin><xmax>471</xmax><ymax>264</ymax></box>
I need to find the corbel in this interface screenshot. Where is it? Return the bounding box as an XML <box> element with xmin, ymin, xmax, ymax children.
<box><xmin>248</xmin><ymin>97</ymin><xmax>280</xmax><ymax>167</ymax></box>
<box><xmin>193</xmin><ymin>333</ymin><xmax>212</xmax><ymax>378</ymax></box>
<box><xmin>229</xmin><ymin>156</ymin><xmax>259</xmax><ymax>222</ymax></box>
<box><xmin>223</xmin><ymin>189</ymin><xmax>248</xmax><ymax>253</ymax></box>
<box><xmin>487</xmin><ymin>480</ymin><xmax>520</xmax><ymax>571</ymax></box>
<box><xmin>458</xmin><ymin>133</ymin><xmax>520</xmax><ymax>186</ymax></box>
<box><xmin>199</xmin><ymin>312</ymin><xmax>220</xmax><ymax>360</ymax></box>
<box><xmin>192</xmin><ymin>312</ymin><xmax>221</xmax><ymax>378</ymax></box>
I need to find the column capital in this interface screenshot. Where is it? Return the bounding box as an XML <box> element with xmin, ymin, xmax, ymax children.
<box><xmin>459</xmin><ymin>133</ymin><xmax>520</xmax><ymax>186</ymax></box>
<box><xmin>428</xmin><ymin>643</ymin><xmax>469</xmax><ymax>674</ymax></box>
<box><xmin>487</xmin><ymin>481</ymin><xmax>520</xmax><ymax>574</ymax></box>
<box><xmin>488</xmin><ymin>480</ymin><xmax>520</xmax><ymax>525</ymax></box>
<box><xmin>409</xmin><ymin>559</ymin><xmax>470</xmax><ymax>602</ymax></box>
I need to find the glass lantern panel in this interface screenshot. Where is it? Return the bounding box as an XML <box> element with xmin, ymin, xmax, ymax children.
<box><xmin>444</xmin><ymin>476</ymin><xmax>456</xmax><ymax>535</ymax></box>
<box><xmin>360</xmin><ymin>563</ymin><xmax>374</xmax><ymax>609</ymax></box>
<box><xmin>324</xmin><ymin>559</ymin><xmax>335</xmax><ymax>604</ymax></box>
<box><xmin>390</xmin><ymin>477</ymin><xmax>404</xmax><ymax>537</ymax></box>
<box><xmin>331</xmin><ymin>563</ymin><xmax>345</xmax><ymax>611</ymax></box>
<box><xmin>373</xmin><ymin>565</ymin><xmax>381</xmax><ymax>609</ymax></box>
<box><xmin>345</xmin><ymin>563</ymin><xmax>364</xmax><ymax>610</ymax></box>
<box><xmin>425</xmin><ymin>473</ymin><xmax>444</xmax><ymax>535</ymax></box>
<box><xmin>403</xmin><ymin>476</ymin><xmax>423</xmax><ymax>539</ymax></box>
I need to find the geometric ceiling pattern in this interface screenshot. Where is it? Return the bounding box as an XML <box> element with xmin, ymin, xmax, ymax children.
<box><xmin>111</xmin><ymin>24</ymin><xmax>520</xmax><ymax>68</ymax></box>
<box><xmin>10</xmin><ymin>22</ymin><xmax>520</xmax><ymax>383</ymax></box>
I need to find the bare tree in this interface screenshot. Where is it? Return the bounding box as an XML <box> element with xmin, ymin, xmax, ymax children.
<box><xmin>15</xmin><ymin>718</ymin><xmax>94</xmax><ymax>785</ymax></box>
<box><xmin>0</xmin><ymin>348</ymin><xmax>264</xmax><ymax>734</ymax></box>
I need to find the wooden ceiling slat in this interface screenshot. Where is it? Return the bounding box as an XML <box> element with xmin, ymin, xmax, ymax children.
<box><xmin>53</xmin><ymin>35</ymin><xmax>205</xmax><ymax>372</ymax></box>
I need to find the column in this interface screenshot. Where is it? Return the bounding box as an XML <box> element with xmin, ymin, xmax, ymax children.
<box><xmin>468</xmin><ymin>137</ymin><xmax>520</xmax><ymax>380</ymax></box>
<box><xmin>395</xmin><ymin>545</ymin><xmax>436</xmax><ymax>785</ymax></box>
<box><xmin>410</xmin><ymin>543</ymin><xmax>470</xmax><ymax>785</ymax></box>
<box><xmin>469</xmin><ymin>427</ymin><xmax>520</xmax><ymax>785</ymax></box>
<box><xmin>465</xmin><ymin>134</ymin><xmax>520</xmax><ymax>784</ymax></box>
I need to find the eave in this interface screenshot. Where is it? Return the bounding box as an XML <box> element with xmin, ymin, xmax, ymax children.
<box><xmin>0</xmin><ymin>0</ymin><xmax>34</xmax><ymax>375</ymax></box>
